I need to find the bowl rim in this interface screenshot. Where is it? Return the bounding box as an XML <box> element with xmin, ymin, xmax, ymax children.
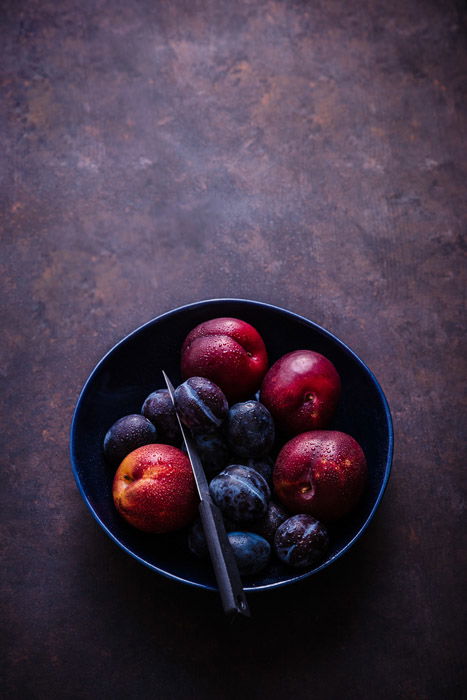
<box><xmin>70</xmin><ymin>297</ymin><xmax>394</xmax><ymax>592</ymax></box>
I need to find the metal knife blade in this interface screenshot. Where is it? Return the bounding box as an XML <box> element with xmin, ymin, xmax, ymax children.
<box><xmin>162</xmin><ymin>370</ymin><xmax>209</xmax><ymax>501</ymax></box>
<box><xmin>162</xmin><ymin>370</ymin><xmax>250</xmax><ymax>618</ymax></box>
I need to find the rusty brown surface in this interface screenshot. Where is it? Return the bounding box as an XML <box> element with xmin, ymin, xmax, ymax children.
<box><xmin>1</xmin><ymin>1</ymin><xmax>466</xmax><ymax>698</ymax></box>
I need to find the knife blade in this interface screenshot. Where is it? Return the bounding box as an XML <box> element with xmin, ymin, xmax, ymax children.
<box><xmin>162</xmin><ymin>371</ymin><xmax>250</xmax><ymax>618</ymax></box>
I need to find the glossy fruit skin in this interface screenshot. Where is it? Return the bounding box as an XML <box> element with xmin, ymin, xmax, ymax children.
<box><xmin>192</xmin><ymin>430</ymin><xmax>232</xmax><ymax>476</ymax></box>
<box><xmin>273</xmin><ymin>431</ymin><xmax>367</xmax><ymax>521</ymax></box>
<box><xmin>112</xmin><ymin>444</ymin><xmax>197</xmax><ymax>533</ymax></box>
<box><xmin>103</xmin><ymin>414</ymin><xmax>157</xmax><ymax>466</ymax></box>
<box><xmin>260</xmin><ymin>350</ymin><xmax>341</xmax><ymax>435</ymax></box>
<box><xmin>209</xmin><ymin>465</ymin><xmax>270</xmax><ymax>523</ymax></box>
<box><xmin>226</xmin><ymin>401</ymin><xmax>275</xmax><ymax>459</ymax></box>
<box><xmin>181</xmin><ymin>317</ymin><xmax>268</xmax><ymax>403</ymax></box>
<box><xmin>245</xmin><ymin>457</ymin><xmax>274</xmax><ymax>486</ymax></box>
<box><xmin>141</xmin><ymin>389</ymin><xmax>181</xmax><ymax>445</ymax></box>
<box><xmin>174</xmin><ymin>377</ymin><xmax>228</xmax><ymax>433</ymax></box>
<box><xmin>275</xmin><ymin>514</ymin><xmax>329</xmax><ymax>568</ymax></box>
<box><xmin>227</xmin><ymin>532</ymin><xmax>271</xmax><ymax>575</ymax></box>
<box><xmin>250</xmin><ymin>501</ymin><xmax>289</xmax><ymax>544</ymax></box>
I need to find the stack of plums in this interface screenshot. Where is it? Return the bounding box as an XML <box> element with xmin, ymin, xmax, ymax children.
<box><xmin>106</xmin><ymin>317</ymin><xmax>367</xmax><ymax>577</ymax></box>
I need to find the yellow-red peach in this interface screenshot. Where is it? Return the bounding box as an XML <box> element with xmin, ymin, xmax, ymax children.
<box><xmin>112</xmin><ymin>444</ymin><xmax>197</xmax><ymax>533</ymax></box>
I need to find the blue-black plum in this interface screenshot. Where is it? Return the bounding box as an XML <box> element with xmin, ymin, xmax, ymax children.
<box><xmin>209</xmin><ymin>465</ymin><xmax>270</xmax><ymax>523</ymax></box>
<box><xmin>274</xmin><ymin>514</ymin><xmax>329</xmax><ymax>568</ymax></box>
<box><xmin>250</xmin><ymin>501</ymin><xmax>289</xmax><ymax>544</ymax></box>
<box><xmin>174</xmin><ymin>377</ymin><xmax>228</xmax><ymax>432</ymax></box>
<box><xmin>228</xmin><ymin>532</ymin><xmax>271</xmax><ymax>575</ymax></box>
<box><xmin>192</xmin><ymin>430</ymin><xmax>232</xmax><ymax>476</ymax></box>
<box><xmin>226</xmin><ymin>401</ymin><xmax>275</xmax><ymax>459</ymax></box>
<box><xmin>141</xmin><ymin>389</ymin><xmax>181</xmax><ymax>445</ymax></box>
<box><xmin>187</xmin><ymin>516</ymin><xmax>236</xmax><ymax>559</ymax></box>
<box><xmin>103</xmin><ymin>414</ymin><xmax>157</xmax><ymax>466</ymax></box>
<box><xmin>245</xmin><ymin>457</ymin><xmax>274</xmax><ymax>486</ymax></box>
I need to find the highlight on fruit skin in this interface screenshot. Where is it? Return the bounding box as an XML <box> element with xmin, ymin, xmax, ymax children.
<box><xmin>209</xmin><ymin>465</ymin><xmax>271</xmax><ymax>524</ymax></box>
<box><xmin>141</xmin><ymin>389</ymin><xmax>181</xmax><ymax>445</ymax></box>
<box><xmin>260</xmin><ymin>349</ymin><xmax>341</xmax><ymax>435</ymax></box>
<box><xmin>273</xmin><ymin>430</ymin><xmax>367</xmax><ymax>522</ymax></box>
<box><xmin>226</xmin><ymin>400</ymin><xmax>275</xmax><ymax>459</ymax></box>
<box><xmin>227</xmin><ymin>532</ymin><xmax>271</xmax><ymax>576</ymax></box>
<box><xmin>274</xmin><ymin>514</ymin><xmax>329</xmax><ymax>568</ymax></box>
<box><xmin>174</xmin><ymin>376</ymin><xmax>228</xmax><ymax>432</ymax></box>
<box><xmin>180</xmin><ymin>317</ymin><xmax>269</xmax><ymax>403</ymax></box>
<box><xmin>103</xmin><ymin>414</ymin><xmax>158</xmax><ymax>466</ymax></box>
<box><xmin>112</xmin><ymin>444</ymin><xmax>198</xmax><ymax>534</ymax></box>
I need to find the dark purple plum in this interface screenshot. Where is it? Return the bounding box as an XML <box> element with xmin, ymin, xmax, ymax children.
<box><xmin>226</xmin><ymin>401</ymin><xmax>275</xmax><ymax>459</ymax></box>
<box><xmin>209</xmin><ymin>465</ymin><xmax>270</xmax><ymax>523</ymax></box>
<box><xmin>274</xmin><ymin>514</ymin><xmax>329</xmax><ymax>568</ymax></box>
<box><xmin>227</xmin><ymin>532</ymin><xmax>271</xmax><ymax>575</ymax></box>
<box><xmin>250</xmin><ymin>501</ymin><xmax>289</xmax><ymax>544</ymax></box>
<box><xmin>192</xmin><ymin>430</ymin><xmax>232</xmax><ymax>476</ymax></box>
<box><xmin>245</xmin><ymin>457</ymin><xmax>274</xmax><ymax>486</ymax></box>
<box><xmin>103</xmin><ymin>414</ymin><xmax>157</xmax><ymax>466</ymax></box>
<box><xmin>141</xmin><ymin>389</ymin><xmax>181</xmax><ymax>445</ymax></box>
<box><xmin>174</xmin><ymin>377</ymin><xmax>228</xmax><ymax>432</ymax></box>
<box><xmin>187</xmin><ymin>516</ymin><xmax>236</xmax><ymax>559</ymax></box>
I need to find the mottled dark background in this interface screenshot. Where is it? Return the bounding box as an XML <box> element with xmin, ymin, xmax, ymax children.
<box><xmin>1</xmin><ymin>0</ymin><xmax>466</xmax><ymax>698</ymax></box>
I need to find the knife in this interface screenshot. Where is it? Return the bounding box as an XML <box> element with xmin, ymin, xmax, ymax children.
<box><xmin>162</xmin><ymin>371</ymin><xmax>250</xmax><ymax>618</ymax></box>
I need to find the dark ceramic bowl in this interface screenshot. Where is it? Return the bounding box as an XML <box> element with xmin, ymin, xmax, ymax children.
<box><xmin>70</xmin><ymin>299</ymin><xmax>393</xmax><ymax>592</ymax></box>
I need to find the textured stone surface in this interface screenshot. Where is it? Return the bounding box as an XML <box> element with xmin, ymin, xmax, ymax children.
<box><xmin>1</xmin><ymin>1</ymin><xmax>466</xmax><ymax>698</ymax></box>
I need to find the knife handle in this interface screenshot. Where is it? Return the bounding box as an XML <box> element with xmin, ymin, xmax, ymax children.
<box><xmin>198</xmin><ymin>499</ymin><xmax>250</xmax><ymax>618</ymax></box>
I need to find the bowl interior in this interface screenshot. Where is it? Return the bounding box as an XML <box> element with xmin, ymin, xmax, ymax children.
<box><xmin>70</xmin><ymin>299</ymin><xmax>393</xmax><ymax>591</ymax></box>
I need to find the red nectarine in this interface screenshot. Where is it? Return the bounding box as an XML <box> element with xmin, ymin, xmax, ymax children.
<box><xmin>260</xmin><ymin>349</ymin><xmax>341</xmax><ymax>435</ymax></box>
<box><xmin>181</xmin><ymin>317</ymin><xmax>268</xmax><ymax>402</ymax></box>
<box><xmin>273</xmin><ymin>431</ymin><xmax>367</xmax><ymax>521</ymax></box>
